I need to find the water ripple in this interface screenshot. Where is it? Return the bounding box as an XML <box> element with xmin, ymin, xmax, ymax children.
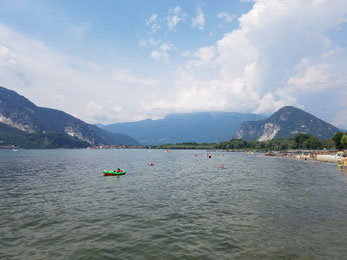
<box><xmin>0</xmin><ymin>149</ymin><xmax>346</xmax><ymax>259</ymax></box>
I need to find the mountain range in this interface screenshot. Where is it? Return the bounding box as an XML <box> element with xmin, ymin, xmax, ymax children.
<box><xmin>0</xmin><ymin>86</ymin><xmax>341</xmax><ymax>148</ymax></box>
<box><xmin>233</xmin><ymin>106</ymin><xmax>340</xmax><ymax>141</ymax></box>
<box><xmin>101</xmin><ymin>107</ymin><xmax>341</xmax><ymax>144</ymax></box>
<box><xmin>99</xmin><ymin>112</ymin><xmax>267</xmax><ymax>145</ymax></box>
<box><xmin>0</xmin><ymin>86</ymin><xmax>139</xmax><ymax>148</ymax></box>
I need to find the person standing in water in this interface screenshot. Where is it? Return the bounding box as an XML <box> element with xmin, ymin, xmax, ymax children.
<box><xmin>338</xmin><ymin>161</ymin><xmax>343</xmax><ymax>169</ymax></box>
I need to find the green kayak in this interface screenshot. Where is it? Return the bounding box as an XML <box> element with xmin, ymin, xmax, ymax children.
<box><xmin>104</xmin><ymin>169</ymin><xmax>126</xmax><ymax>176</ymax></box>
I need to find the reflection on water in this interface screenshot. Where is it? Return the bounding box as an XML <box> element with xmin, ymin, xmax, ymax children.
<box><xmin>0</xmin><ymin>149</ymin><xmax>346</xmax><ymax>259</ymax></box>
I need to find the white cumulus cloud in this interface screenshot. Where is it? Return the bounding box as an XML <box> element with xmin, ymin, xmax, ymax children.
<box><xmin>192</xmin><ymin>7</ymin><xmax>205</xmax><ymax>30</ymax></box>
<box><xmin>142</xmin><ymin>0</ymin><xmax>347</xmax><ymax>128</ymax></box>
<box><xmin>150</xmin><ymin>42</ymin><xmax>174</xmax><ymax>63</ymax></box>
<box><xmin>146</xmin><ymin>14</ymin><xmax>157</xmax><ymax>26</ymax></box>
<box><xmin>217</xmin><ymin>12</ymin><xmax>235</xmax><ymax>23</ymax></box>
<box><xmin>1</xmin><ymin>1</ymin><xmax>347</xmax><ymax>129</ymax></box>
<box><xmin>0</xmin><ymin>23</ymin><xmax>163</xmax><ymax>124</ymax></box>
<box><xmin>167</xmin><ymin>6</ymin><xmax>187</xmax><ymax>31</ymax></box>
<box><xmin>145</xmin><ymin>14</ymin><xmax>161</xmax><ymax>33</ymax></box>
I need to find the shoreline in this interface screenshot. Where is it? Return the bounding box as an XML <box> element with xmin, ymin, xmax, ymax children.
<box><xmin>262</xmin><ymin>151</ymin><xmax>347</xmax><ymax>171</ymax></box>
<box><xmin>264</xmin><ymin>151</ymin><xmax>344</xmax><ymax>163</ymax></box>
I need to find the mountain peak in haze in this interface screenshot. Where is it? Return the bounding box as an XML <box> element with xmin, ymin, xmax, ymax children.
<box><xmin>100</xmin><ymin>111</ymin><xmax>267</xmax><ymax>145</ymax></box>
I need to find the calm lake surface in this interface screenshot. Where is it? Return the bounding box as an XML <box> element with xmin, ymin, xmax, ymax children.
<box><xmin>0</xmin><ymin>149</ymin><xmax>346</xmax><ymax>259</ymax></box>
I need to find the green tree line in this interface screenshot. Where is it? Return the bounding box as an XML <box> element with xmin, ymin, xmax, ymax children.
<box><xmin>2</xmin><ymin>131</ymin><xmax>346</xmax><ymax>150</ymax></box>
<box><xmin>156</xmin><ymin>142</ymin><xmax>217</xmax><ymax>150</ymax></box>
<box><xmin>156</xmin><ymin>132</ymin><xmax>347</xmax><ymax>151</ymax></box>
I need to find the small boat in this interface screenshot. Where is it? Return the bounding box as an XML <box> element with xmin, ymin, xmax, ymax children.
<box><xmin>103</xmin><ymin>169</ymin><xmax>126</xmax><ymax>176</ymax></box>
<box><xmin>265</xmin><ymin>152</ymin><xmax>276</xmax><ymax>156</ymax></box>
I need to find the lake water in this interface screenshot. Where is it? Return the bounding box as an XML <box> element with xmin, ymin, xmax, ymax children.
<box><xmin>0</xmin><ymin>149</ymin><xmax>346</xmax><ymax>259</ymax></box>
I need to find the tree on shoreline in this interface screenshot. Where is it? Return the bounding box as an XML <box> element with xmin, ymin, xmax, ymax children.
<box><xmin>332</xmin><ymin>132</ymin><xmax>344</xmax><ymax>149</ymax></box>
<box><xmin>339</xmin><ymin>132</ymin><xmax>347</xmax><ymax>149</ymax></box>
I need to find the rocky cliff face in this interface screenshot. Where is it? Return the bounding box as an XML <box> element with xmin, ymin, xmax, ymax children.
<box><xmin>0</xmin><ymin>86</ymin><xmax>139</xmax><ymax>146</ymax></box>
<box><xmin>234</xmin><ymin>106</ymin><xmax>339</xmax><ymax>141</ymax></box>
<box><xmin>0</xmin><ymin>113</ymin><xmax>35</xmax><ymax>133</ymax></box>
<box><xmin>258</xmin><ymin>122</ymin><xmax>281</xmax><ymax>141</ymax></box>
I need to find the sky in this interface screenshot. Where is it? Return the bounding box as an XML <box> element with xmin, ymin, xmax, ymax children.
<box><xmin>0</xmin><ymin>0</ymin><xmax>346</xmax><ymax>129</ymax></box>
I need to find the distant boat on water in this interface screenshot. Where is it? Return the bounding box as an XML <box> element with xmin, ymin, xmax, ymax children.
<box><xmin>0</xmin><ymin>145</ymin><xmax>17</xmax><ymax>149</ymax></box>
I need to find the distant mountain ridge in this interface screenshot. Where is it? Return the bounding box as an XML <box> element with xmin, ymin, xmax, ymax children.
<box><xmin>233</xmin><ymin>106</ymin><xmax>340</xmax><ymax>141</ymax></box>
<box><xmin>100</xmin><ymin>111</ymin><xmax>267</xmax><ymax>145</ymax></box>
<box><xmin>1</xmin><ymin>86</ymin><xmax>339</xmax><ymax>147</ymax></box>
<box><xmin>0</xmin><ymin>86</ymin><xmax>139</xmax><ymax>147</ymax></box>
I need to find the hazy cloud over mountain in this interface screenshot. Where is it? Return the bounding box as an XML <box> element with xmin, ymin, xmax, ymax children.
<box><xmin>0</xmin><ymin>0</ymin><xmax>346</xmax><ymax>128</ymax></box>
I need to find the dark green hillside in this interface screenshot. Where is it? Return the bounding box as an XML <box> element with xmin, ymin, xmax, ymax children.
<box><xmin>0</xmin><ymin>122</ymin><xmax>89</xmax><ymax>148</ymax></box>
<box><xmin>0</xmin><ymin>132</ymin><xmax>89</xmax><ymax>149</ymax></box>
<box><xmin>0</xmin><ymin>122</ymin><xmax>26</xmax><ymax>136</ymax></box>
<box><xmin>0</xmin><ymin>86</ymin><xmax>139</xmax><ymax>147</ymax></box>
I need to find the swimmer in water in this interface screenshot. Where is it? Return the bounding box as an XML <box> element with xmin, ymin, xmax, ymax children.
<box><xmin>338</xmin><ymin>161</ymin><xmax>343</xmax><ymax>169</ymax></box>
